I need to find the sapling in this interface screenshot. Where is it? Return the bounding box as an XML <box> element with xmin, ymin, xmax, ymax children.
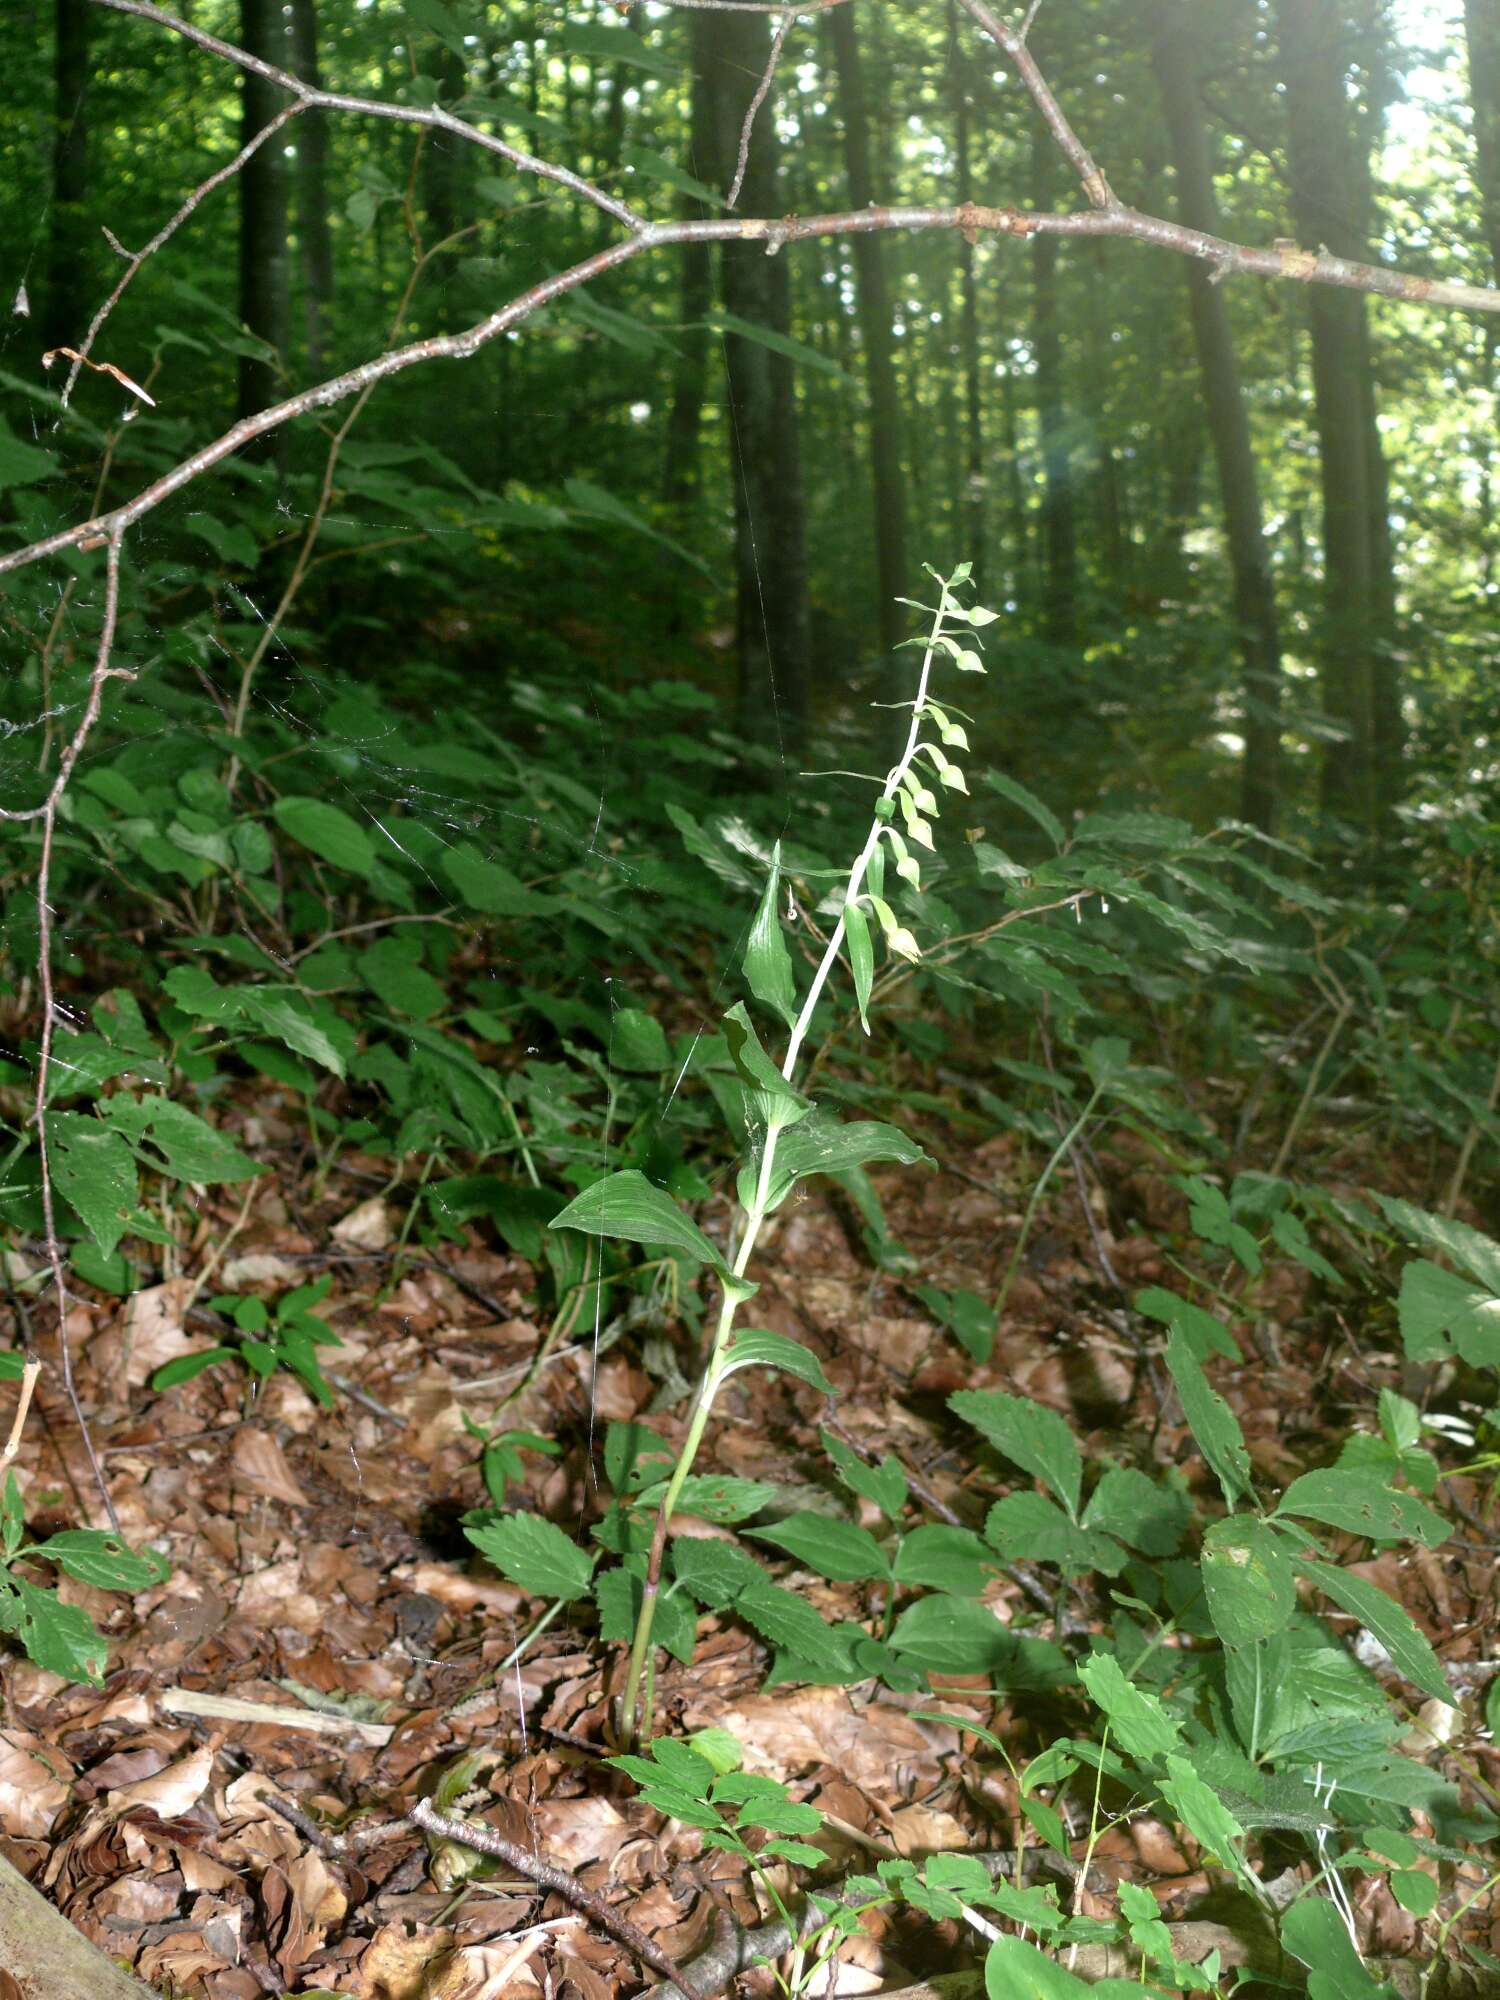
<box><xmin>551</xmin><ymin>564</ymin><xmax>989</xmax><ymax>1743</ymax></box>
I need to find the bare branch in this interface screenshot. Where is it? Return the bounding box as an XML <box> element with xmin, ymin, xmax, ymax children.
<box><xmin>727</xmin><ymin>10</ymin><xmax>795</xmax><ymax>208</ymax></box>
<box><xmin>89</xmin><ymin>0</ymin><xmax>643</xmax><ymax>233</ymax></box>
<box><xmin>32</xmin><ymin>528</ymin><xmax>131</xmax><ymax>1533</ymax></box>
<box><xmin>955</xmin><ymin>0</ymin><xmax>1116</xmax><ymax>208</ymax></box>
<box><xmin>57</xmin><ymin>101</ymin><xmax>306</xmax><ymax>403</ymax></box>
<box><xmin>407</xmin><ymin>1800</ymin><xmax>689</xmax><ymax>1989</ymax></box>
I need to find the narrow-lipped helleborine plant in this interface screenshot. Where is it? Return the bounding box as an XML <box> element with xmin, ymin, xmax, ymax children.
<box><xmin>551</xmin><ymin>564</ymin><xmax>989</xmax><ymax>1744</ymax></box>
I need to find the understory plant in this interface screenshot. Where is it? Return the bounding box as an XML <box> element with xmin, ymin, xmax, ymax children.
<box><xmin>532</xmin><ymin>564</ymin><xmax>987</xmax><ymax>1741</ymax></box>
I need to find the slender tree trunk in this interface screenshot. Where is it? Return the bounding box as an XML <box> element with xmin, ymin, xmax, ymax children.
<box><xmin>827</xmin><ymin>0</ymin><xmax>908</xmax><ymax>681</ymax></box>
<box><xmin>949</xmin><ymin>4</ymin><xmax>986</xmax><ymax>591</ymax></box>
<box><xmin>238</xmin><ymin>0</ymin><xmax>291</xmax><ymax>456</ymax></box>
<box><xmin>697</xmin><ymin>5</ymin><xmax>812</xmax><ymax>743</ymax></box>
<box><xmin>1466</xmin><ymin>0</ymin><xmax>1500</xmax><ymax>592</ymax></box>
<box><xmin>1152</xmin><ymin>2</ymin><xmax>1282</xmax><ymax>832</ymax></box>
<box><xmin>1467</xmin><ymin>0</ymin><xmax>1500</xmax><ymax>280</ymax></box>
<box><xmin>1031</xmin><ymin>114</ymin><xmax>1077</xmax><ymax>645</ymax></box>
<box><xmin>288</xmin><ymin>0</ymin><xmax>333</xmax><ymax>375</ymax></box>
<box><xmin>43</xmin><ymin>0</ymin><xmax>91</xmax><ymax>355</ymax></box>
<box><xmin>662</xmin><ymin>54</ymin><xmax>713</xmax><ymax>509</ymax></box>
<box><xmin>1277</xmin><ymin>0</ymin><xmax>1376</xmax><ymax>833</ymax></box>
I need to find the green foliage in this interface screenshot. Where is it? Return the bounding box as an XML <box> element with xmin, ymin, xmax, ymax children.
<box><xmin>0</xmin><ymin>1474</ymin><xmax>166</xmax><ymax>1684</ymax></box>
<box><xmin>152</xmin><ymin>1279</ymin><xmax>343</xmax><ymax>1407</ymax></box>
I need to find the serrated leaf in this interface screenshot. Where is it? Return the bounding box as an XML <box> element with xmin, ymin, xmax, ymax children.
<box><xmin>744</xmin><ymin>843</ymin><xmax>797</xmax><ymax>1029</ymax></box>
<box><xmin>35</xmin><ymin>1529</ymin><xmax>166</xmax><ymax>1593</ymax></box>
<box><xmin>1076</xmin><ymin>1653</ymin><xmax>1183</xmax><ymax>1762</ymax></box>
<box><xmin>1200</xmin><ymin>1517</ymin><xmax>1297</xmax><ymax>1648</ymax></box>
<box><xmin>986</xmin><ymin>1492</ymin><xmax>1127</xmax><ymax>1575</ymax></box>
<box><xmin>1275</xmin><ymin>1469</ymin><xmax>1449</xmax><ymax>1548</ymax></box>
<box><xmin>949</xmin><ymin>1390</ymin><xmax>1082</xmax><ymax>1517</ymax></box>
<box><xmin>465</xmin><ymin>1513</ymin><xmax>594</xmax><ymax>1601</ymax></box>
<box><xmin>1164</xmin><ymin>1330</ymin><xmax>1253</xmax><ymax>1507</ymax></box>
<box><xmin>98</xmin><ymin>1095</ymin><xmax>262</xmax><ymax>1185</ymax></box>
<box><xmin>1</xmin><ymin>1573</ymin><xmax>107</xmax><ymax>1683</ymax></box>
<box><xmin>46</xmin><ymin>1113</ymin><xmax>137</xmax><ymax>1256</ymax></box>
<box><xmin>747</xmin><ymin>1512</ymin><xmax>890</xmax><ymax>1582</ymax></box>
<box><xmin>551</xmin><ymin>1169</ymin><xmax>726</xmax><ymax>1273</ymax></box>
<box><xmin>1396</xmin><ymin>1258</ymin><xmax>1500</xmax><ymax>1366</ymax></box>
<box><xmin>1377</xmin><ymin>1194</ymin><xmax>1500</xmax><ymax>1293</ymax></box>
<box><xmin>717</xmin><ymin>1328</ymin><xmax>831</xmax><ymax>1392</ymax></box>
<box><xmin>891</xmin><ymin>1524</ymin><xmax>1001</xmax><ymax>1596</ymax></box>
<box><xmin>1134</xmin><ymin>1285</ymin><xmax>1241</xmax><ymax>1362</ymax></box>
<box><xmin>821</xmin><ymin>1430</ymin><xmax>907</xmax><ymax>1518</ymax></box>
<box><xmin>1082</xmin><ymin>1467</ymin><xmax>1189</xmax><ymax>1557</ymax></box>
<box><xmin>736</xmin><ymin>1578</ymin><xmax>849</xmax><ymax>1670</ymax></box>
<box><xmin>1302</xmin><ymin>1559</ymin><xmax>1452</xmax><ymax>1705</ymax></box>
<box><xmin>1159</xmin><ymin>1754</ymin><xmax>1252</xmax><ymax>1886</ymax></box>
<box><xmin>1281</xmin><ymin>1896</ymin><xmax>1390</xmax><ymax>1997</ymax></box>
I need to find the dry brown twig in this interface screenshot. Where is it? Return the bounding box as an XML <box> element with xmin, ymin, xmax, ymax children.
<box><xmin>727</xmin><ymin>8</ymin><xmax>796</xmax><ymax>207</ymax></box>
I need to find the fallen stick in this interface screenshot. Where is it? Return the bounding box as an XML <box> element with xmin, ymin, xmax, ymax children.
<box><xmin>0</xmin><ymin>1849</ymin><xmax>156</xmax><ymax>1999</ymax></box>
<box><xmin>408</xmin><ymin>1797</ymin><xmax>690</xmax><ymax>1989</ymax></box>
<box><xmin>159</xmin><ymin>1686</ymin><xmax>393</xmax><ymax>1744</ymax></box>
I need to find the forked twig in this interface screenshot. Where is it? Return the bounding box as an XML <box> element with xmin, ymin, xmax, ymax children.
<box><xmin>727</xmin><ymin>9</ymin><xmax>795</xmax><ymax>208</ymax></box>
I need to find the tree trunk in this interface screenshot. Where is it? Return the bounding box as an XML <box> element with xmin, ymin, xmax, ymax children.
<box><xmin>697</xmin><ymin>5</ymin><xmax>812</xmax><ymax>743</ymax></box>
<box><xmin>1277</xmin><ymin>0</ymin><xmax>1377</xmax><ymax>833</ymax></box>
<box><xmin>237</xmin><ymin>0</ymin><xmax>291</xmax><ymax>454</ymax></box>
<box><xmin>1031</xmin><ymin>114</ymin><xmax>1077</xmax><ymax>645</ymax></box>
<box><xmin>1467</xmin><ymin>0</ymin><xmax>1500</xmax><ymax>280</ymax></box>
<box><xmin>42</xmin><ymin>0</ymin><xmax>91</xmax><ymax>356</ymax></box>
<box><xmin>827</xmin><ymin>0</ymin><xmax>908</xmax><ymax>681</ymax></box>
<box><xmin>288</xmin><ymin>0</ymin><xmax>333</xmax><ymax>375</ymax></box>
<box><xmin>1152</xmin><ymin>2</ymin><xmax>1283</xmax><ymax>832</ymax></box>
<box><xmin>949</xmin><ymin>4</ymin><xmax>986</xmax><ymax>592</ymax></box>
<box><xmin>661</xmin><ymin>53</ymin><xmax>713</xmax><ymax>510</ymax></box>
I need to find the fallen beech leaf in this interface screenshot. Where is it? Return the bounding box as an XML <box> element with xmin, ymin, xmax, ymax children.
<box><xmin>332</xmin><ymin>1196</ymin><xmax>393</xmax><ymax>1250</ymax></box>
<box><xmin>115</xmin><ymin>1278</ymin><xmax>195</xmax><ymax>1386</ymax></box>
<box><xmin>0</xmin><ymin>1731</ymin><xmax>70</xmax><ymax>1837</ymax></box>
<box><xmin>107</xmin><ymin>1743</ymin><xmax>214</xmax><ymax>1820</ymax></box>
<box><xmin>231</xmin><ymin>1425</ymin><xmax>311</xmax><ymax>1507</ymax></box>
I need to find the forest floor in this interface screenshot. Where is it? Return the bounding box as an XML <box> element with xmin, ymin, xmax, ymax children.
<box><xmin>3</xmin><ymin>1091</ymin><xmax>1496</xmax><ymax>2000</ymax></box>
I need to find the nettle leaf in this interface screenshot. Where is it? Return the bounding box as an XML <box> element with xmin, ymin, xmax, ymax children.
<box><xmin>1082</xmin><ymin>1467</ymin><xmax>1189</xmax><ymax>1557</ymax></box>
<box><xmin>1159</xmin><ymin>1755</ymin><xmax>1253</xmax><ymax>1885</ymax></box>
<box><xmin>890</xmin><ymin>1594</ymin><xmax>1014</xmax><ymax>1674</ymax></box>
<box><xmin>640</xmin><ymin>1475</ymin><xmax>776</xmax><ymax>1524</ymax></box>
<box><xmin>1134</xmin><ymin>1285</ymin><xmax>1241</xmax><ymax>1362</ymax></box>
<box><xmin>986</xmin><ymin>1492</ymin><xmax>1126</xmax><ymax>1576</ymax></box>
<box><xmin>1164</xmin><ymin>1331</ymin><xmax>1253</xmax><ymax>1508</ymax></box>
<box><xmin>0</xmin><ymin>1574</ymin><xmax>107</xmax><ymax>1683</ymax></box>
<box><xmin>736</xmin><ymin>1578</ymin><xmax>848</xmax><ymax>1670</ymax></box>
<box><xmin>34</xmin><ymin>1529</ymin><xmax>167</xmax><ymax>1593</ymax></box>
<box><xmin>551</xmin><ymin>1169</ymin><xmax>726</xmax><ymax>1274</ymax></box>
<box><xmin>1397</xmin><ymin>1258</ymin><xmax>1500</xmax><ymax>1366</ymax></box>
<box><xmin>272</xmin><ymin>796</ymin><xmax>376</xmax><ymax>878</ymax></box>
<box><xmin>1076</xmin><ymin>1653</ymin><xmax>1183</xmax><ymax>1763</ymax></box>
<box><xmin>1274</xmin><ymin>1469</ymin><xmax>1449</xmax><ymax>1549</ymax></box>
<box><xmin>717</xmin><ymin>1328</ymin><xmax>831</xmax><ymax>1393</ymax></box>
<box><xmin>672</xmin><ymin>1537</ymin><xmax>769</xmax><ymax>1609</ymax></box>
<box><xmin>891</xmin><ymin>1524</ymin><xmax>1002</xmax><ymax>1596</ymax></box>
<box><xmin>1281</xmin><ymin>1896</ymin><xmax>1391</xmax><ymax>1998</ymax></box>
<box><xmin>1377</xmin><ymin>1193</ymin><xmax>1500</xmax><ymax>1294</ymax></box>
<box><xmin>99</xmin><ymin>1096</ymin><xmax>261</xmax><ymax>1184</ymax></box>
<box><xmin>745</xmin><ymin>843</ymin><xmax>797</xmax><ymax>1030</ymax></box>
<box><xmin>46</xmin><ymin>1113</ymin><xmax>137</xmax><ymax>1257</ymax></box>
<box><xmin>465</xmin><ymin>1513</ymin><xmax>594</xmax><ymax>1601</ymax></box>
<box><xmin>593</xmin><ymin>1567</ymin><xmax>698</xmax><ymax>1664</ymax></box>
<box><xmin>1200</xmin><ymin>1518</ymin><xmax>1297</xmax><ymax>1648</ymax></box>
<box><xmin>821</xmin><ymin>1430</ymin><xmax>907</xmax><ymax>1518</ymax></box>
<box><xmin>1302</xmin><ymin>1559</ymin><xmax>1452</xmax><ymax>1706</ymax></box>
<box><xmin>950</xmin><ymin>1390</ymin><xmax>1082</xmax><ymax>1518</ymax></box>
<box><xmin>747</xmin><ymin>1512</ymin><xmax>891</xmax><ymax>1583</ymax></box>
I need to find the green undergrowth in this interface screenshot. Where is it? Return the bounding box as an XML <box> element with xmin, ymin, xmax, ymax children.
<box><xmin>0</xmin><ymin>556</ymin><xmax>1499</xmax><ymax>1992</ymax></box>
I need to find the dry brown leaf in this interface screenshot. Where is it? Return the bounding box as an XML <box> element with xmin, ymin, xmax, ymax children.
<box><xmin>109</xmin><ymin>1278</ymin><xmax>196</xmax><ymax>1386</ymax></box>
<box><xmin>333</xmin><ymin>1196</ymin><xmax>394</xmax><ymax>1250</ymax></box>
<box><xmin>220</xmin><ymin>1251</ymin><xmax>303</xmax><ymax>1289</ymax></box>
<box><xmin>356</xmin><ymin>1920</ymin><xmax>456</xmax><ymax>1999</ymax></box>
<box><xmin>107</xmin><ymin>1743</ymin><xmax>214</xmax><ymax>1820</ymax></box>
<box><xmin>698</xmin><ymin>1689</ymin><xmax>945</xmax><ymax>1792</ymax></box>
<box><xmin>0</xmin><ymin>1730</ymin><xmax>70</xmax><ymax>1836</ymax></box>
<box><xmin>231</xmin><ymin>1425</ymin><xmax>311</xmax><ymax>1507</ymax></box>
<box><xmin>535</xmin><ymin>1796</ymin><xmax>629</xmax><ymax>1869</ymax></box>
<box><xmin>887</xmin><ymin>1802</ymin><xmax>969</xmax><ymax>1856</ymax></box>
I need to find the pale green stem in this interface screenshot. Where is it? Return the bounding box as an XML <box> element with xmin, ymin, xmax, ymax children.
<box><xmin>617</xmin><ymin>585</ymin><xmax>958</xmax><ymax>1745</ymax></box>
<box><xmin>993</xmin><ymin>1085</ymin><xmax>1104</xmax><ymax>1336</ymax></box>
